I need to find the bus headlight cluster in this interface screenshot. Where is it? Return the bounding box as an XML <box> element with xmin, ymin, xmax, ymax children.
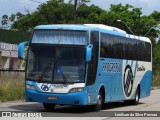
<box><xmin>26</xmin><ymin>84</ymin><xmax>37</xmax><ymax>90</ymax></box>
<box><xmin>69</xmin><ymin>87</ymin><xmax>84</xmax><ymax>92</ymax></box>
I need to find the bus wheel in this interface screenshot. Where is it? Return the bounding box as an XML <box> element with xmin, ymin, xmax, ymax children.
<box><xmin>134</xmin><ymin>87</ymin><xmax>140</xmax><ymax>104</ymax></box>
<box><xmin>131</xmin><ymin>87</ymin><xmax>140</xmax><ymax>105</ymax></box>
<box><xmin>43</xmin><ymin>103</ymin><xmax>55</xmax><ymax>111</ymax></box>
<box><xmin>94</xmin><ymin>90</ymin><xmax>104</xmax><ymax>111</ymax></box>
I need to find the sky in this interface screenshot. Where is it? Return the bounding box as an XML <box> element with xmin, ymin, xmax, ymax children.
<box><xmin>0</xmin><ymin>0</ymin><xmax>160</xmax><ymax>26</ymax></box>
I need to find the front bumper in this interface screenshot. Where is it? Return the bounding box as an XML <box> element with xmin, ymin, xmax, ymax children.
<box><xmin>26</xmin><ymin>89</ymin><xmax>88</xmax><ymax>105</ymax></box>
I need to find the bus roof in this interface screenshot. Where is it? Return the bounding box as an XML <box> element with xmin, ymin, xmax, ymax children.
<box><xmin>35</xmin><ymin>24</ymin><xmax>151</xmax><ymax>43</ymax></box>
<box><xmin>84</xmin><ymin>24</ymin><xmax>151</xmax><ymax>43</ymax></box>
<box><xmin>35</xmin><ymin>24</ymin><xmax>90</xmax><ymax>31</ymax></box>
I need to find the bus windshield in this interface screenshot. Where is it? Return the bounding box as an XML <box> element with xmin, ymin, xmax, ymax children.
<box><xmin>26</xmin><ymin>45</ymin><xmax>86</xmax><ymax>83</ymax></box>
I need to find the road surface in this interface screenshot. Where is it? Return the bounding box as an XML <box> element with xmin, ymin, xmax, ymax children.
<box><xmin>0</xmin><ymin>89</ymin><xmax>160</xmax><ymax>120</ymax></box>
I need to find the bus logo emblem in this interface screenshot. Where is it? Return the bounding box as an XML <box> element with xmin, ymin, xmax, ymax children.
<box><xmin>123</xmin><ymin>65</ymin><xmax>134</xmax><ymax>97</ymax></box>
<box><xmin>41</xmin><ymin>85</ymin><xmax>49</xmax><ymax>91</ymax></box>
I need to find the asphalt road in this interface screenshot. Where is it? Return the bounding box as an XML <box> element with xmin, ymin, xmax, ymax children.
<box><xmin>0</xmin><ymin>89</ymin><xmax>160</xmax><ymax>120</ymax></box>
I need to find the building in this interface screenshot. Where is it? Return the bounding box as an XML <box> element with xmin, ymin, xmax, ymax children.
<box><xmin>0</xmin><ymin>42</ymin><xmax>22</xmax><ymax>70</ymax></box>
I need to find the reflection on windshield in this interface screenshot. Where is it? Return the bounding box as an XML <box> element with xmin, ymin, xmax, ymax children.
<box><xmin>27</xmin><ymin>45</ymin><xmax>85</xmax><ymax>83</ymax></box>
<box><xmin>27</xmin><ymin>46</ymin><xmax>55</xmax><ymax>81</ymax></box>
<box><xmin>54</xmin><ymin>48</ymin><xmax>85</xmax><ymax>83</ymax></box>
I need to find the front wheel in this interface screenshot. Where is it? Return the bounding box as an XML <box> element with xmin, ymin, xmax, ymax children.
<box><xmin>43</xmin><ymin>103</ymin><xmax>55</xmax><ymax>111</ymax></box>
<box><xmin>94</xmin><ymin>90</ymin><xmax>104</xmax><ymax>111</ymax></box>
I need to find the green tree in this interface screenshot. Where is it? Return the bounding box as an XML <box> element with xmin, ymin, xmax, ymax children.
<box><xmin>70</xmin><ymin>0</ymin><xmax>90</xmax><ymax>23</ymax></box>
<box><xmin>1</xmin><ymin>15</ymin><xmax>9</xmax><ymax>28</ymax></box>
<box><xmin>11</xmin><ymin>0</ymin><xmax>75</xmax><ymax>31</ymax></box>
<box><xmin>1</xmin><ymin>12</ymin><xmax>24</xmax><ymax>30</ymax></box>
<box><xmin>77</xmin><ymin>4</ymin><xmax>104</xmax><ymax>23</ymax></box>
<box><xmin>150</xmin><ymin>11</ymin><xmax>160</xmax><ymax>22</ymax></box>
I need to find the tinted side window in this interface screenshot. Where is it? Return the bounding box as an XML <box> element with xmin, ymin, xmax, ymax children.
<box><xmin>101</xmin><ymin>33</ymin><xmax>111</xmax><ymax>58</ymax></box>
<box><xmin>100</xmin><ymin>32</ymin><xmax>151</xmax><ymax>62</ymax></box>
<box><xmin>145</xmin><ymin>42</ymin><xmax>151</xmax><ymax>62</ymax></box>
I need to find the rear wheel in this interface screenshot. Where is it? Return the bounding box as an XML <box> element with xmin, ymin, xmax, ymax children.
<box><xmin>132</xmin><ymin>87</ymin><xmax>140</xmax><ymax>105</ymax></box>
<box><xmin>43</xmin><ymin>103</ymin><xmax>55</xmax><ymax>111</ymax></box>
<box><xmin>124</xmin><ymin>87</ymin><xmax>140</xmax><ymax>105</ymax></box>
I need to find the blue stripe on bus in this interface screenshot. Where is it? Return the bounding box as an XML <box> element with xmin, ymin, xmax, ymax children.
<box><xmin>140</xmin><ymin>70</ymin><xmax>152</xmax><ymax>98</ymax></box>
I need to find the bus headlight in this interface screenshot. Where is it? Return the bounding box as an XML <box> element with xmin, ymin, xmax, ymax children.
<box><xmin>69</xmin><ymin>87</ymin><xmax>84</xmax><ymax>93</ymax></box>
<box><xmin>26</xmin><ymin>84</ymin><xmax>37</xmax><ymax>90</ymax></box>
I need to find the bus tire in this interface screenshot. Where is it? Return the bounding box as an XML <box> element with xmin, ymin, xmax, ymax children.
<box><xmin>43</xmin><ymin>103</ymin><xmax>55</xmax><ymax>111</ymax></box>
<box><xmin>131</xmin><ymin>87</ymin><xmax>140</xmax><ymax>105</ymax></box>
<box><xmin>94</xmin><ymin>90</ymin><xmax>104</xmax><ymax>111</ymax></box>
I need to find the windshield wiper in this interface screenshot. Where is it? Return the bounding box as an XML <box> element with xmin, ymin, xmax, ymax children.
<box><xmin>39</xmin><ymin>58</ymin><xmax>54</xmax><ymax>82</ymax></box>
<box><xmin>61</xmin><ymin>72</ymin><xmax>68</xmax><ymax>84</ymax></box>
<box><xmin>54</xmin><ymin>47</ymin><xmax>68</xmax><ymax>84</ymax></box>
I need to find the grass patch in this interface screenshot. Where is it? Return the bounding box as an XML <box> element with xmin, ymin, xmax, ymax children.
<box><xmin>0</xmin><ymin>79</ymin><xmax>25</xmax><ymax>102</ymax></box>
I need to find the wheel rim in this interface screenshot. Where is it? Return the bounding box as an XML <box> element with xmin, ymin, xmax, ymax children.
<box><xmin>98</xmin><ymin>93</ymin><xmax>103</xmax><ymax>106</ymax></box>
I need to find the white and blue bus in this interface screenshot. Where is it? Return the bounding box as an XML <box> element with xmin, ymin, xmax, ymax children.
<box><xmin>18</xmin><ymin>24</ymin><xmax>152</xmax><ymax>111</ymax></box>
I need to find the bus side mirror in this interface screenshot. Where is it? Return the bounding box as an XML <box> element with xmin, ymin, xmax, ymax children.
<box><xmin>86</xmin><ymin>44</ymin><xmax>93</xmax><ymax>62</ymax></box>
<box><xmin>18</xmin><ymin>41</ymin><xmax>29</xmax><ymax>60</ymax></box>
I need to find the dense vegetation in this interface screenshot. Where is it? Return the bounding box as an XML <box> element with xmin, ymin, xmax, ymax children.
<box><xmin>1</xmin><ymin>0</ymin><xmax>160</xmax><ymax>86</ymax></box>
<box><xmin>0</xmin><ymin>29</ymin><xmax>31</xmax><ymax>44</ymax></box>
<box><xmin>0</xmin><ymin>72</ymin><xmax>25</xmax><ymax>102</ymax></box>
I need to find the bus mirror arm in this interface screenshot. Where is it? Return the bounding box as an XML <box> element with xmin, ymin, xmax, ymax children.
<box><xmin>86</xmin><ymin>44</ymin><xmax>93</xmax><ymax>62</ymax></box>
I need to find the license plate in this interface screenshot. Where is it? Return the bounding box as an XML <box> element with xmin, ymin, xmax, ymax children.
<box><xmin>48</xmin><ymin>96</ymin><xmax>57</xmax><ymax>100</ymax></box>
